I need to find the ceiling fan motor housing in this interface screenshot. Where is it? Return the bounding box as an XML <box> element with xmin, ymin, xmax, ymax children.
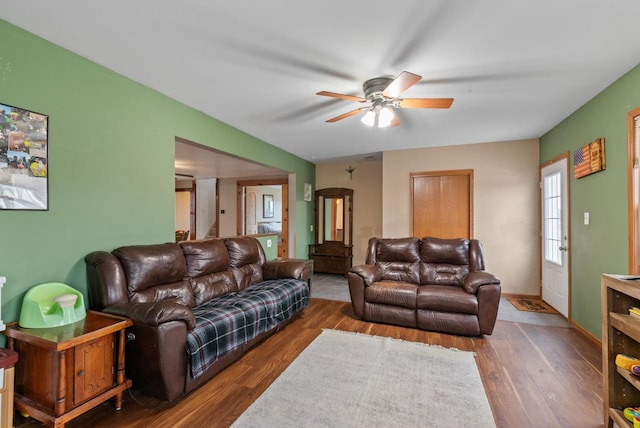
<box><xmin>363</xmin><ymin>77</ymin><xmax>394</xmax><ymax>100</ymax></box>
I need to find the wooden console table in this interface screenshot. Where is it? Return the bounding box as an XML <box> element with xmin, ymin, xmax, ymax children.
<box><xmin>3</xmin><ymin>310</ymin><xmax>132</xmax><ymax>427</ymax></box>
<box><xmin>308</xmin><ymin>243</ymin><xmax>353</xmax><ymax>275</ymax></box>
<box><xmin>311</xmin><ymin>187</ymin><xmax>354</xmax><ymax>276</ymax></box>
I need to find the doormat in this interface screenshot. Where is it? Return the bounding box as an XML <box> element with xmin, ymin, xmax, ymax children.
<box><xmin>507</xmin><ymin>297</ymin><xmax>557</xmax><ymax>314</ymax></box>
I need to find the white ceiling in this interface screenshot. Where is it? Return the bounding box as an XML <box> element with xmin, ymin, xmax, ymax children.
<box><xmin>3</xmin><ymin>1</ymin><xmax>640</xmax><ymax>178</ymax></box>
<box><xmin>175</xmin><ymin>139</ymin><xmax>287</xmax><ymax>180</ymax></box>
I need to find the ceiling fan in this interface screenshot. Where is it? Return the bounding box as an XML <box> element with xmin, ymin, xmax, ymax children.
<box><xmin>316</xmin><ymin>71</ymin><xmax>453</xmax><ymax>128</ymax></box>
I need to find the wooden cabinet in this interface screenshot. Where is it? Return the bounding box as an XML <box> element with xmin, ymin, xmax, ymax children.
<box><xmin>308</xmin><ymin>242</ymin><xmax>352</xmax><ymax>275</ymax></box>
<box><xmin>310</xmin><ymin>187</ymin><xmax>353</xmax><ymax>276</ymax></box>
<box><xmin>602</xmin><ymin>274</ymin><xmax>640</xmax><ymax>427</ymax></box>
<box><xmin>3</xmin><ymin>311</ymin><xmax>132</xmax><ymax>428</ymax></box>
<box><xmin>0</xmin><ymin>349</ymin><xmax>18</xmax><ymax>428</ymax></box>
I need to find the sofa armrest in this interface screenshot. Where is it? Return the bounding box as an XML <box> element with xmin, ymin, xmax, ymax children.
<box><xmin>124</xmin><ymin>321</ymin><xmax>188</xmax><ymax>402</ymax></box>
<box><xmin>347</xmin><ymin>265</ymin><xmax>381</xmax><ymax>319</ymax></box>
<box><xmin>263</xmin><ymin>258</ymin><xmax>312</xmax><ymax>282</ymax></box>
<box><xmin>103</xmin><ymin>301</ymin><xmax>196</xmax><ymax>330</ymax></box>
<box><xmin>477</xmin><ymin>283</ymin><xmax>501</xmax><ymax>335</ymax></box>
<box><xmin>463</xmin><ymin>271</ymin><xmax>501</xmax><ymax>294</ymax></box>
<box><xmin>349</xmin><ymin>264</ymin><xmax>381</xmax><ymax>287</ymax></box>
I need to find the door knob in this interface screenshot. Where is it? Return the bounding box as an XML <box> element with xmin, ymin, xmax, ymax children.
<box><xmin>559</xmin><ymin>246</ymin><xmax>568</xmax><ymax>251</ymax></box>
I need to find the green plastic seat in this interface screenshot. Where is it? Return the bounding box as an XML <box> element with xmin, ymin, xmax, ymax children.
<box><xmin>19</xmin><ymin>283</ymin><xmax>86</xmax><ymax>328</ymax></box>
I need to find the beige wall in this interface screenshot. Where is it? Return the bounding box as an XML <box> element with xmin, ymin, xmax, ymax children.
<box><xmin>315</xmin><ymin>160</ymin><xmax>383</xmax><ymax>265</ymax></box>
<box><xmin>383</xmin><ymin>139</ymin><xmax>540</xmax><ymax>295</ymax></box>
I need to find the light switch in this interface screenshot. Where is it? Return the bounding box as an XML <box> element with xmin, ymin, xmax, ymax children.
<box><xmin>266</xmin><ymin>239</ymin><xmax>272</xmax><ymax>248</ymax></box>
<box><xmin>310</xmin><ymin>225</ymin><xmax>313</xmax><ymax>232</ymax></box>
<box><xmin>584</xmin><ymin>212</ymin><xmax>590</xmax><ymax>225</ymax></box>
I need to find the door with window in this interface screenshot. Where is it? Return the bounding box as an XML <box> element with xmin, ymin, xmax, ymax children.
<box><xmin>541</xmin><ymin>156</ymin><xmax>570</xmax><ymax>318</ymax></box>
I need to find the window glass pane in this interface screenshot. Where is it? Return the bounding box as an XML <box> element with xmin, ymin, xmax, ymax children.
<box><xmin>544</xmin><ymin>172</ymin><xmax>562</xmax><ymax>265</ymax></box>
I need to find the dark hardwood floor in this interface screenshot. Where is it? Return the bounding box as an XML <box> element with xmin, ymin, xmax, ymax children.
<box><xmin>15</xmin><ymin>299</ymin><xmax>603</xmax><ymax>428</ymax></box>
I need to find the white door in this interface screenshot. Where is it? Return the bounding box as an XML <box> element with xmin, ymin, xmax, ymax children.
<box><xmin>245</xmin><ymin>191</ymin><xmax>257</xmax><ymax>234</ymax></box>
<box><xmin>541</xmin><ymin>157</ymin><xmax>569</xmax><ymax>317</ymax></box>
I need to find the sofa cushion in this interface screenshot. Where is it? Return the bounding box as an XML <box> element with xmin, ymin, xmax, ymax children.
<box><xmin>127</xmin><ymin>280</ymin><xmax>194</xmax><ymax>307</ymax></box>
<box><xmin>224</xmin><ymin>237</ymin><xmax>265</xmax><ymax>289</ymax></box>
<box><xmin>365</xmin><ymin>281</ymin><xmax>417</xmax><ymax>309</ymax></box>
<box><xmin>416</xmin><ymin>285</ymin><xmax>478</xmax><ymax>315</ymax></box>
<box><xmin>181</xmin><ymin>239</ymin><xmax>238</xmax><ymax>305</ymax></box>
<box><xmin>186</xmin><ymin>278</ymin><xmax>309</xmax><ymax>378</ymax></box>
<box><xmin>375</xmin><ymin>238</ymin><xmax>420</xmax><ymax>283</ymax></box>
<box><xmin>113</xmin><ymin>243</ymin><xmax>195</xmax><ymax>307</ymax></box>
<box><xmin>181</xmin><ymin>239</ymin><xmax>230</xmax><ymax>277</ymax></box>
<box><xmin>189</xmin><ymin>271</ymin><xmax>238</xmax><ymax>306</ymax></box>
<box><xmin>416</xmin><ymin>310</ymin><xmax>481</xmax><ymax>336</ymax></box>
<box><xmin>420</xmin><ymin>237</ymin><xmax>471</xmax><ymax>286</ymax></box>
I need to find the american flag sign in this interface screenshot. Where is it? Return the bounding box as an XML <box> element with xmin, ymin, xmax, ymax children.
<box><xmin>573</xmin><ymin>138</ymin><xmax>605</xmax><ymax>179</ymax></box>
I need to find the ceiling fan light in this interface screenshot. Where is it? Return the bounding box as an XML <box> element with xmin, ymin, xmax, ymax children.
<box><xmin>377</xmin><ymin>106</ymin><xmax>395</xmax><ymax>128</ymax></box>
<box><xmin>361</xmin><ymin>110</ymin><xmax>376</xmax><ymax>127</ymax></box>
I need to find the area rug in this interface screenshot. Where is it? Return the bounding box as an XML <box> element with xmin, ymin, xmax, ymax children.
<box><xmin>232</xmin><ymin>329</ymin><xmax>495</xmax><ymax>427</ymax></box>
<box><xmin>507</xmin><ymin>297</ymin><xmax>557</xmax><ymax>314</ymax></box>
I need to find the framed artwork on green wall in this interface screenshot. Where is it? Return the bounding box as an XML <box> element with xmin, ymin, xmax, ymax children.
<box><xmin>0</xmin><ymin>102</ymin><xmax>48</xmax><ymax>210</ymax></box>
<box><xmin>304</xmin><ymin>183</ymin><xmax>312</xmax><ymax>202</ymax></box>
<box><xmin>573</xmin><ymin>138</ymin><xmax>605</xmax><ymax>179</ymax></box>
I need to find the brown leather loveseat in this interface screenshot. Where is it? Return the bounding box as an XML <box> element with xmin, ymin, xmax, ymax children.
<box><xmin>348</xmin><ymin>237</ymin><xmax>501</xmax><ymax>336</ymax></box>
<box><xmin>85</xmin><ymin>237</ymin><xmax>311</xmax><ymax>402</ymax></box>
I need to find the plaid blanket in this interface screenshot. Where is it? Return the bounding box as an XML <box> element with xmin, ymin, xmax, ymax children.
<box><xmin>186</xmin><ymin>278</ymin><xmax>309</xmax><ymax>378</ymax></box>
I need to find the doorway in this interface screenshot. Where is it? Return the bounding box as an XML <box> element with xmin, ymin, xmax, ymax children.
<box><xmin>540</xmin><ymin>154</ymin><xmax>570</xmax><ymax>318</ymax></box>
<box><xmin>237</xmin><ymin>178</ymin><xmax>289</xmax><ymax>258</ymax></box>
<box><xmin>410</xmin><ymin>169</ymin><xmax>473</xmax><ymax>239</ymax></box>
<box><xmin>175</xmin><ymin>181</ymin><xmax>195</xmax><ymax>240</ymax></box>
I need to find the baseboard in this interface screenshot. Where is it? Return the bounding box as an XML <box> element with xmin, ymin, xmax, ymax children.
<box><xmin>570</xmin><ymin>319</ymin><xmax>602</xmax><ymax>350</ymax></box>
<box><xmin>501</xmin><ymin>292</ymin><xmax>540</xmax><ymax>299</ymax></box>
<box><xmin>502</xmin><ymin>293</ymin><xmax>602</xmax><ymax>349</ymax></box>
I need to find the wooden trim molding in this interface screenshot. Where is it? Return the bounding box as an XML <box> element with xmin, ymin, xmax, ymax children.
<box><xmin>628</xmin><ymin>106</ymin><xmax>640</xmax><ymax>274</ymax></box>
<box><xmin>538</xmin><ymin>152</ymin><xmax>571</xmax><ymax>317</ymax></box>
<box><xmin>501</xmin><ymin>292</ymin><xmax>541</xmax><ymax>299</ymax></box>
<box><xmin>570</xmin><ymin>319</ymin><xmax>601</xmax><ymax>349</ymax></box>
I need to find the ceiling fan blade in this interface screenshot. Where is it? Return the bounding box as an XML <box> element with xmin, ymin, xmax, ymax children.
<box><xmin>316</xmin><ymin>91</ymin><xmax>366</xmax><ymax>102</ymax></box>
<box><xmin>396</xmin><ymin>98</ymin><xmax>454</xmax><ymax>109</ymax></box>
<box><xmin>382</xmin><ymin>71</ymin><xmax>422</xmax><ymax>98</ymax></box>
<box><xmin>326</xmin><ymin>107</ymin><xmax>369</xmax><ymax>123</ymax></box>
<box><xmin>389</xmin><ymin>115</ymin><xmax>401</xmax><ymax>128</ymax></box>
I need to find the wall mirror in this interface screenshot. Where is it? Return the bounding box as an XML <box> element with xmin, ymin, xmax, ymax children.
<box><xmin>310</xmin><ymin>188</ymin><xmax>353</xmax><ymax>275</ymax></box>
<box><xmin>323</xmin><ymin>197</ymin><xmax>344</xmax><ymax>242</ymax></box>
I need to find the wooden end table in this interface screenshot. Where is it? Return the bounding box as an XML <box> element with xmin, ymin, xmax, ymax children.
<box><xmin>3</xmin><ymin>310</ymin><xmax>133</xmax><ymax>428</ymax></box>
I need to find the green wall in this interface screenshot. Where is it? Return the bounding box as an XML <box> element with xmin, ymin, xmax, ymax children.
<box><xmin>254</xmin><ymin>235</ymin><xmax>278</xmax><ymax>261</ymax></box>
<box><xmin>540</xmin><ymin>63</ymin><xmax>640</xmax><ymax>338</ymax></box>
<box><xmin>0</xmin><ymin>20</ymin><xmax>315</xmax><ymax>326</ymax></box>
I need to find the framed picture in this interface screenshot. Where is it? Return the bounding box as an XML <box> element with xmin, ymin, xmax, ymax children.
<box><xmin>0</xmin><ymin>102</ymin><xmax>49</xmax><ymax>210</ymax></box>
<box><xmin>304</xmin><ymin>183</ymin><xmax>312</xmax><ymax>202</ymax></box>
<box><xmin>263</xmin><ymin>194</ymin><xmax>274</xmax><ymax>218</ymax></box>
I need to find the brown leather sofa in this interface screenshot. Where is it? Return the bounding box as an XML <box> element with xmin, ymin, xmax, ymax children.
<box><xmin>348</xmin><ymin>237</ymin><xmax>501</xmax><ymax>336</ymax></box>
<box><xmin>85</xmin><ymin>237</ymin><xmax>311</xmax><ymax>402</ymax></box>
